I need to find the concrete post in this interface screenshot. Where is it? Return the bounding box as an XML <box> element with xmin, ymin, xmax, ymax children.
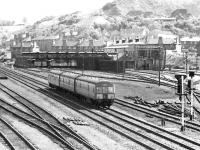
<box><xmin>190</xmin><ymin>77</ymin><xmax>194</xmax><ymax>120</ymax></box>
<box><xmin>181</xmin><ymin>75</ymin><xmax>185</xmax><ymax>131</ymax></box>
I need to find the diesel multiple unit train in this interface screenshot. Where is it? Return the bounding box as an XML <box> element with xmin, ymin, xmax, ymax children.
<box><xmin>48</xmin><ymin>70</ymin><xmax>115</xmax><ymax>108</ymax></box>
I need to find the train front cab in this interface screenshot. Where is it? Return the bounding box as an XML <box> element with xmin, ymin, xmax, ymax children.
<box><xmin>48</xmin><ymin>70</ymin><xmax>63</xmax><ymax>88</ymax></box>
<box><xmin>96</xmin><ymin>82</ymin><xmax>115</xmax><ymax>108</ymax></box>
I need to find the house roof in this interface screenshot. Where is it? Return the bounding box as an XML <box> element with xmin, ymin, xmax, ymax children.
<box><xmin>65</xmin><ymin>40</ymin><xmax>78</xmax><ymax>46</ymax></box>
<box><xmin>32</xmin><ymin>35</ymin><xmax>59</xmax><ymax>41</ymax></box>
<box><xmin>120</xmin><ymin>28</ymin><xmax>147</xmax><ymax>39</ymax></box>
<box><xmin>180</xmin><ymin>36</ymin><xmax>200</xmax><ymax>42</ymax></box>
<box><xmin>79</xmin><ymin>40</ymin><xmax>105</xmax><ymax>47</ymax></box>
<box><xmin>110</xmin><ymin>27</ymin><xmax>148</xmax><ymax>40</ymax></box>
<box><xmin>105</xmin><ymin>45</ymin><xmax>129</xmax><ymax>49</ymax></box>
<box><xmin>146</xmin><ymin>38</ymin><xmax>158</xmax><ymax>44</ymax></box>
<box><xmin>147</xmin><ymin>37</ymin><xmax>176</xmax><ymax>44</ymax></box>
<box><xmin>79</xmin><ymin>40</ymin><xmax>89</xmax><ymax>46</ymax></box>
<box><xmin>32</xmin><ymin>36</ymin><xmax>46</xmax><ymax>40</ymax></box>
<box><xmin>93</xmin><ymin>40</ymin><xmax>105</xmax><ymax>46</ymax></box>
<box><xmin>148</xmin><ymin>29</ymin><xmax>174</xmax><ymax>39</ymax></box>
<box><xmin>23</xmin><ymin>37</ymin><xmax>32</xmax><ymax>42</ymax></box>
<box><xmin>53</xmin><ymin>39</ymin><xmax>63</xmax><ymax>47</ymax></box>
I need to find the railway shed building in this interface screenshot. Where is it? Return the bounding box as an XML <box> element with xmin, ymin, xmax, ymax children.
<box><xmin>104</xmin><ymin>37</ymin><xmax>176</xmax><ymax>70</ymax></box>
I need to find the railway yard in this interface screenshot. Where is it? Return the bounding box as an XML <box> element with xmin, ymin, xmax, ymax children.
<box><xmin>1</xmin><ymin>65</ymin><xmax>200</xmax><ymax>150</ymax></box>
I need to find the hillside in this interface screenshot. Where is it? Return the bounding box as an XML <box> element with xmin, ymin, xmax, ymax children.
<box><xmin>103</xmin><ymin>0</ymin><xmax>200</xmax><ymax>17</ymax></box>
<box><xmin>2</xmin><ymin>0</ymin><xmax>200</xmax><ymax>43</ymax></box>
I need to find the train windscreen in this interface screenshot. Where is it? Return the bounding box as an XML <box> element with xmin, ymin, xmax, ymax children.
<box><xmin>97</xmin><ymin>86</ymin><xmax>114</xmax><ymax>93</ymax></box>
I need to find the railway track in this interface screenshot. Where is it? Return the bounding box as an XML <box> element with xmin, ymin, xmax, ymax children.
<box><xmin>17</xmin><ymin>67</ymin><xmax>178</xmax><ymax>88</ymax></box>
<box><xmin>9</xmin><ymin>67</ymin><xmax>200</xmax><ymax>128</ymax></box>
<box><xmin>1</xmin><ymin>67</ymin><xmax>200</xmax><ymax>149</ymax></box>
<box><xmin>0</xmin><ymin>82</ymin><xmax>96</xmax><ymax>150</ymax></box>
<box><xmin>126</xmin><ymin>70</ymin><xmax>177</xmax><ymax>84</ymax></box>
<box><xmin>14</xmin><ymin>68</ymin><xmax>200</xmax><ymax>120</ymax></box>
<box><xmin>1</xmin><ymin>67</ymin><xmax>158</xmax><ymax>149</ymax></box>
<box><xmin>0</xmin><ymin>116</ymin><xmax>36</xmax><ymax>150</ymax></box>
<box><xmin>115</xmin><ymin>98</ymin><xmax>200</xmax><ymax>133</ymax></box>
<box><xmin>18</xmin><ymin>68</ymin><xmax>177</xmax><ymax>88</ymax></box>
<box><xmin>0</xmin><ymin>131</ymin><xmax>15</xmax><ymax>150</ymax></box>
<box><xmin>0</xmin><ymin>98</ymin><xmax>91</xmax><ymax>150</ymax></box>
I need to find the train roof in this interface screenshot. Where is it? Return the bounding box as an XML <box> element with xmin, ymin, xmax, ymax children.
<box><xmin>62</xmin><ymin>71</ymin><xmax>80</xmax><ymax>78</ymax></box>
<box><xmin>78</xmin><ymin>76</ymin><xmax>113</xmax><ymax>86</ymax></box>
<box><xmin>50</xmin><ymin>70</ymin><xmax>113</xmax><ymax>85</ymax></box>
<box><xmin>49</xmin><ymin>69</ymin><xmax>63</xmax><ymax>75</ymax></box>
<box><xmin>61</xmin><ymin>71</ymin><xmax>101</xmax><ymax>83</ymax></box>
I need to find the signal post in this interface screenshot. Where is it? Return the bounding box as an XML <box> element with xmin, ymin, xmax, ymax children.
<box><xmin>188</xmin><ymin>71</ymin><xmax>195</xmax><ymax>120</ymax></box>
<box><xmin>175</xmin><ymin>73</ymin><xmax>187</xmax><ymax>131</ymax></box>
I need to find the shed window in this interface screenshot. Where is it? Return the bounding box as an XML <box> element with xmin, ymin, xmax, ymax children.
<box><xmin>128</xmin><ymin>39</ymin><xmax>133</xmax><ymax>43</ymax></box>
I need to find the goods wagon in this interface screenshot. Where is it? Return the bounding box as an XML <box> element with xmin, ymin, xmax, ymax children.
<box><xmin>48</xmin><ymin>70</ymin><xmax>115</xmax><ymax>108</ymax></box>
